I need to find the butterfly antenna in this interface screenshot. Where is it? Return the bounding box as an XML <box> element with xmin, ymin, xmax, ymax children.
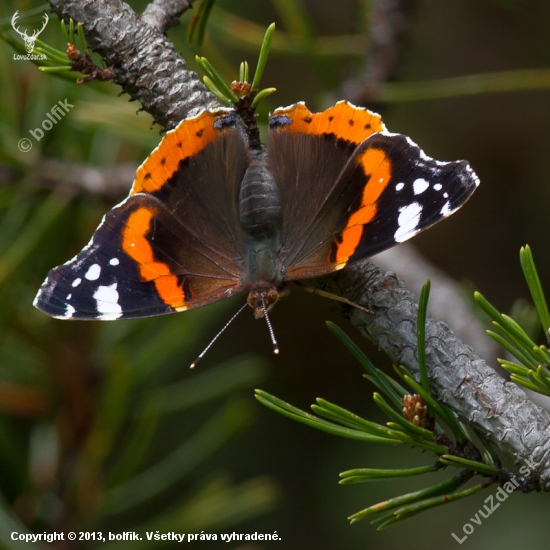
<box><xmin>190</xmin><ymin>302</ymin><xmax>248</xmax><ymax>368</ymax></box>
<box><xmin>261</xmin><ymin>299</ymin><xmax>280</xmax><ymax>355</ymax></box>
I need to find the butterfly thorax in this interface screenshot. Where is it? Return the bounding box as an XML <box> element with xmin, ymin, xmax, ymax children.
<box><xmin>239</xmin><ymin>156</ymin><xmax>284</xmax><ymax>318</ymax></box>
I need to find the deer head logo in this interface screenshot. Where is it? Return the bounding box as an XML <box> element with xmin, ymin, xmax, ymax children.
<box><xmin>12</xmin><ymin>11</ymin><xmax>49</xmax><ymax>54</ymax></box>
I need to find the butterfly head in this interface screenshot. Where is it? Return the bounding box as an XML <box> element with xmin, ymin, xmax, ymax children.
<box><xmin>247</xmin><ymin>287</ymin><xmax>280</xmax><ymax>319</ymax></box>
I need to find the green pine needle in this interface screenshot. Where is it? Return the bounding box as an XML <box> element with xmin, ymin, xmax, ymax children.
<box><xmin>486</xmin><ymin>329</ymin><xmax>537</xmax><ymax>369</ymax></box>
<box><xmin>510</xmin><ymin>374</ymin><xmax>547</xmax><ymax>394</ymax></box>
<box><xmin>34</xmin><ymin>38</ymin><xmax>69</xmax><ymax>63</ymax></box>
<box><xmin>385</xmin><ymin>429</ymin><xmax>448</xmax><ymax>454</ymax></box>
<box><xmin>439</xmin><ymin>454</ymin><xmax>500</xmax><ymax>476</ymax></box>
<box><xmin>417</xmin><ymin>280</ymin><xmax>431</xmax><ymax>394</ymax></box>
<box><xmin>61</xmin><ymin>19</ymin><xmax>70</xmax><ymax>42</ymax></box>
<box><xmin>348</xmin><ymin>474</ymin><xmax>469</xmax><ymax>524</ymax></box>
<box><xmin>39</xmin><ymin>66</ymin><xmax>72</xmax><ymax>73</ymax></box>
<box><xmin>251</xmin><ymin>87</ymin><xmax>277</xmax><ymax>109</ymax></box>
<box><xmin>375</xmin><ymin>483</ymin><xmax>484</xmax><ymax>529</ymax></box>
<box><xmin>194</xmin><ymin>24</ymin><xmax>276</xmax><ymax>110</ymax></box>
<box><xmin>254</xmin><ymin>390</ymin><xmax>402</xmax><ymax>444</ymax></box>
<box><xmin>197</xmin><ymin>0</ymin><xmax>216</xmax><ymax>46</ymax></box>
<box><xmin>202</xmin><ymin>76</ymin><xmax>233</xmax><ymax>106</ymax></box>
<box><xmin>187</xmin><ymin>0</ymin><xmax>217</xmax><ymax>46</ymax></box>
<box><xmin>497</xmin><ymin>358</ymin><xmax>528</xmax><ymax>375</ymax></box>
<box><xmin>77</xmin><ymin>22</ymin><xmax>88</xmax><ymax>50</ymax></box>
<box><xmin>327</xmin><ymin>321</ymin><xmax>403</xmax><ymax>409</ymax></box>
<box><xmin>339</xmin><ymin>465</ymin><xmax>439</xmax><ymax>484</ymax></box>
<box><xmin>476</xmin><ymin>246</ymin><xmax>550</xmax><ymax>397</ymax></box>
<box><xmin>69</xmin><ymin>17</ymin><xmax>75</xmax><ymax>45</ymax></box>
<box><xmin>251</xmin><ymin>23</ymin><xmax>275</xmax><ymax>91</ymax></box>
<box><xmin>520</xmin><ymin>245</ymin><xmax>550</xmax><ymax>335</ymax></box>
<box><xmin>195</xmin><ymin>56</ymin><xmax>238</xmax><ymax>103</ymax></box>
<box><xmin>239</xmin><ymin>61</ymin><xmax>248</xmax><ymax>82</ymax></box>
<box><xmin>312</xmin><ymin>399</ymin><xmax>395</xmax><ymax>438</ymax></box>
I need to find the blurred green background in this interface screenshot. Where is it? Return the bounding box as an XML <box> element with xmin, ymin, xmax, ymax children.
<box><xmin>1</xmin><ymin>0</ymin><xmax>550</xmax><ymax>548</ymax></box>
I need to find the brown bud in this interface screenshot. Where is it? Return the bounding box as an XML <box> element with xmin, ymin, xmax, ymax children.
<box><xmin>231</xmin><ymin>80</ymin><xmax>252</xmax><ymax>97</ymax></box>
<box><xmin>402</xmin><ymin>394</ymin><xmax>428</xmax><ymax>427</ymax></box>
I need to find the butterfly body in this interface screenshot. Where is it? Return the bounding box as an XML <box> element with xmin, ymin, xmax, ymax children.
<box><xmin>237</xmin><ymin>154</ymin><xmax>284</xmax><ymax>316</ymax></box>
<box><xmin>34</xmin><ymin>101</ymin><xmax>479</xmax><ymax>322</ymax></box>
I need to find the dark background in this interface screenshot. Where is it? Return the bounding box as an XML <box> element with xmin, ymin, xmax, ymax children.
<box><xmin>1</xmin><ymin>0</ymin><xmax>550</xmax><ymax>548</ymax></box>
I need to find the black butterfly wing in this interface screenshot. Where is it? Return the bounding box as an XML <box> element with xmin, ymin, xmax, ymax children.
<box><xmin>268</xmin><ymin>101</ymin><xmax>386</xmax><ymax>256</ymax></box>
<box><xmin>35</xmin><ymin>110</ymin><xmax>250</xmax><ymax>319</ymax></box>
<box><xmin>267</xmin><ymin>103</ymin><xmax>479</xmax><ymax>280</ymax></box>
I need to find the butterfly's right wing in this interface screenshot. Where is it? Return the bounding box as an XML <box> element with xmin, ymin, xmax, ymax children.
<box><xmin>34</xmin><ymin>110</ymin><xmax>251</xmax><ymax>319</ymax></box>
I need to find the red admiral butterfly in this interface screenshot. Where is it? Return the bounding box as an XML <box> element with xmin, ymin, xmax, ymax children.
<box><xmin>34</xmin><ymin>101</ymin><xmax>479</xmax><ymax>348</ymax></box>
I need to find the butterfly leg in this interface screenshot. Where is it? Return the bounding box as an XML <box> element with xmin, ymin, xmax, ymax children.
<box><xmin>297</xmin><ymin>282</ymin><xmax>375</xmax><ymax>315</ymax></box>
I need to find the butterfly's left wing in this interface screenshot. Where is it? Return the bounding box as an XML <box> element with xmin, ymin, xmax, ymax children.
<box><xmin>268</xmin><ymin>102</ymin><xmax>479</xmax><ymax>279</ymax></box>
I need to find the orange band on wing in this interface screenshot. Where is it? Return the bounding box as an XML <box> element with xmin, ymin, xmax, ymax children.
<box><xmin>271</xmin><ymin>101</ymin><xmax>385</xmax><ymax>145</ymax></box>
<box><xmin>333</xmin><ymin>148</ymin><xmax>392</xmax><ymax>264</ymax></box>
<box><xmin>131</xmin><ymin>110</ymin><xmax>227</xmax><ymax>195</ymax></box>
<box><xmin>122</xmin><ymin>207</ymin><xmax>188</xmax><ymax>309</ymax></box>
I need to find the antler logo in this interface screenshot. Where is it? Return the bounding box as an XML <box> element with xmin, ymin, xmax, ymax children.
<box><xmin>12</xmin><ymin>10</ymin><xmax>49</xmax><ymax>54</ymax></box>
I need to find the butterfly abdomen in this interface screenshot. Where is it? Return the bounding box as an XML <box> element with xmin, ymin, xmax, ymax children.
<box><xmin>238</xmin><ymin>158</ymin><xmax>284</xmax><ymax>292</ymax></box>
<box><xmin>239</xmin><ymin>159</ymin><xmax>282</xmax><ymax>234</ymax></box>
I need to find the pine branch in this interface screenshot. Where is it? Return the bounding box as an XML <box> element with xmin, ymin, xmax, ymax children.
<box><xmin>373</xmin><ymin>244</ymin><xmax>495</xmax><ymax>361</ymax></box>
<box><xmin>48</xmin><ymin>0</ymin><xmax>220</xmax><ymax>130</ymax></box>
<box><xmin>314</xmin><ymin>261</ymin><xmax>550</xmax><ymax>489</ymax></box>
<box><xmin>340</xmin><ymin>0</ymin><xmax>417</xmax><ymax>107</ymax></box>
<box><xmin>141</xmin><ymin>0</ymin><xmax>192</xmax><ymax>32</ymax></box>
<box><xmin>31</xmin><ymin>159</ymin><xmax>138</xmax><ymax>199</ymax></box>
<box><xmin>46</xmin><ymin>0</ymin><xmax>550</xmax><ymax>490</ymax></box>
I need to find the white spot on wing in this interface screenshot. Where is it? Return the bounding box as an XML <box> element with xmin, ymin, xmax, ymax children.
<box><xmin>440</xmin><ymin>201</ymin><xmax>452</xmax><ymax>217</ymax></box>
<box><xmin>433</xmin><ymin>183</ymin><xmax>442</xmax><ymax>191</ymax></box>
<box><xmin>93</xmin><ymin>283</ymin><xmax>122</xmax><ymax>320</ymax></box>
<box><xmin>443</xmin><ymin>192</ymin><xmax>449</xmax><ymax>199</ymax></box>
<box><xmin>85</xmin><ymin>264</ymin><xmax>101</xmax><ymax>281</ymax></box>
<box><xmin>468</xmin><ymin>167</ymin><xmax>481</xmax><ymax>187</ymax></box>
<box><xmin>67</xmin><ymin>294</ymin><xmax>72</xmax><ymax>300</ymax></box>
<box><xmin>395</xmin><ymin>182</ymin><xmax>405</xmax><ymax>191</ymax></box>
<box><xmin>72</xmin><ymin>278</ymin><xmax>82</xmax><ymax>287</ymax></box>
<box><xmin>65</xmin><ymin>304</ymin><xmax>76</xmax><ymax>318</ymax></box>
<box><xmin>109</xmin><ymin>258</ymin><xmax>120</xmax><ymax>266</ymax></box>
<box><xmin>395</xmin><ymin>202</ymin><xmax>423</xmax><ymax>242</ymax></box>
<box><xmin>413</xmin><ymin>178</ymin><xmax>429</xmax><ymax>195</ymax></box>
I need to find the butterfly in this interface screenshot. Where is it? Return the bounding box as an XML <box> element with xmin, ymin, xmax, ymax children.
<box><xmin>34</xmin><ymin>100</ymin><xmax>479</xmax><ymax>356</ymax></box>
